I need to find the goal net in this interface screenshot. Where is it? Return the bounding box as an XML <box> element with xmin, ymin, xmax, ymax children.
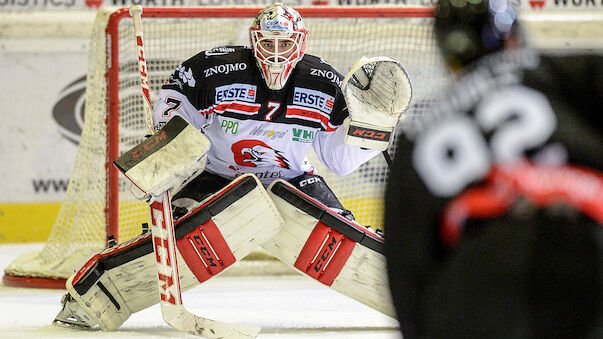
<box><xmin>6</xmin><ymin>6</ymin><xmax>599</xmax><ymax>289</ymax></box>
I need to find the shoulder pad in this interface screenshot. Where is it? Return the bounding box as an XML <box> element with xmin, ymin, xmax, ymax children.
<box><xmin>197</xmin><ymin>46</ymin><xmax>254</xmax><ymax>78</ymax></box>
<box><xmin>296</xmin><ymin>54</ymin><xmax>344</xmax><ymax>88</ymax></box>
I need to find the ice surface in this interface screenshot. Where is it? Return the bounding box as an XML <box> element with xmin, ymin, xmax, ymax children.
<box><xmin>0</xmin><ymin>243</ymin><xmax>401</xmax><ymax>338</ymax></box>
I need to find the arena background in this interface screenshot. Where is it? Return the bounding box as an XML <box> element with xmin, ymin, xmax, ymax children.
<box><xmin>0</xmin><ymin>0</ymin><xmax>602</xmax><ymax>243</ymax></box>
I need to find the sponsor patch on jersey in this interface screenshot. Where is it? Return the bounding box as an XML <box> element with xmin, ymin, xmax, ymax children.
<box><xmin>310</xmin><ymin>68</ymin><xmax>342</xmax><ymax>87</ymax></box>
<box><xmin>292</xmin><ymin>87</ymin><xmax>334</xmax><ymax>114</ymax></box>
<box><xmin>215</xmin><ymin>83</ymin><xmax>257</xmax><ymax>103</ymax></box>
<box><xmin>292</xmin><ymin>128</ymin><xmax>315</xmax><ymax>143</ymax></box>
<box><xmin>250</xmin><ymin>125</ymin><xmax>288</xmax><ymax>140</ymax></box>
<box><xmin>220</xmin><ymin>118</ymin><xmax>240</xmax><ymax>135</ymax></box>
<box><xmin>213</xmin><ymin>101</ymin><xmax>261</xmax><ymax>115</ymax></box>
<box><xmin>204</xmin><ymin>63</ymin><xmax>248</xmax><ymax>78</ymax></box>
<box><xmin>285</xmin><ymin>106</ymin><xmax>332</xmax><ymax>130</ymax></box>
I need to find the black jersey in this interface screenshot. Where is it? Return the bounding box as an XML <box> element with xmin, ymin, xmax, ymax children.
<box><xmin>152</xmin><ymin>46</ymin><xmax>378</xmax><ymax>186</ymax></box>
<box><xmin>385</xmin><ymin>49</ymin><xmax>603</xmax><ymax>338</ymax></box>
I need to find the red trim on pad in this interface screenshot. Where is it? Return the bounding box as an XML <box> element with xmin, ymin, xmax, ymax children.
<box><xmin>177</xmin><ymin>219</ymin><xmax>236</xmax><ymax>282</ymax></box>
<box><xmin>294</xmin><ymin>222</ymin><xmax>355</xmax><ymax>286</ymax></box>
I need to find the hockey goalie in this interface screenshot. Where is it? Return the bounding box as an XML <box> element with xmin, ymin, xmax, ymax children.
<box><xmin>53</xmin><ymin>3</ymin><xmax>412</xmax><ymax>337</ymax></box>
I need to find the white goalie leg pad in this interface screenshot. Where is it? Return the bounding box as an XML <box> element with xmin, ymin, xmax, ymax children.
<box><xmin>263</xmin><ymin>179</ymin><xmax>395</xmax><ymax>318</ymax></box>
<box><xmin>173</xmin><ymin>173</ymin><xmax>284</xmax><ymax>281</ymax></box>
<box><xmin>61</xmin><ymin>174</ymin><xmax>283</xmax><ymax>331</ymax></box>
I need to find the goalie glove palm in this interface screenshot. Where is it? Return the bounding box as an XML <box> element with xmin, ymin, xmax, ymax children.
<box><xmin>343</xmin><ymin>56</ymin><xmax>413</xmax><ymax>151</ymax></box>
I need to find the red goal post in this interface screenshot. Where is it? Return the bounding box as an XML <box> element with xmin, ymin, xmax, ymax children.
<box><xmin>4</xmin><ymin>6</ymin><xmax>447</xmax><ymax>289</ymax></box>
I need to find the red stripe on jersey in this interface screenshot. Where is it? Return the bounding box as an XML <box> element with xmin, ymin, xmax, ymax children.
<box><xmin>497</xmin><ymin>163</ymin><xmax>603</xmax><ymax>224</ymax></box>
<box><xmin>201</xmin><ymin>101</ymin><xmax>261</xmax><ymax>117</ymax></box>
<box><xmin>215</xmin><ymin>101</ymin><xmax>261</xmax><ymax>115</ymax></box>
<box><xmin>286</xmin><ymin>105</ymin><xmax>336</xmax><ymax>131</ymax></box>
<box><xmin>441</xmin><ymin>162</ymin><xmax>603</xmax><ymax>248</ymax></box>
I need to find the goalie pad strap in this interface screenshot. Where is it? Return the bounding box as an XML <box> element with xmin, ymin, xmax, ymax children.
<box><xmin>71</xmin><ymin>232</ymin><xmax>153</xmax><ymax>296</ymax></box>
<box><xmin>270</xmin><ymin>181</ymin><xmax>384</xmax><ymax>253</ymax></box>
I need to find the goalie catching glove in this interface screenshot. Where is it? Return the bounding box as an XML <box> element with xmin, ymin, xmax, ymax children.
<box><xmin>114</xmin><ymin>116</ymin><xmax>210</xmax><ymax>202</ymax></box>
<box><xmin>342</xmin><ymin>56</ymin><xmax>413</xmax><ymax>151</ymax></box>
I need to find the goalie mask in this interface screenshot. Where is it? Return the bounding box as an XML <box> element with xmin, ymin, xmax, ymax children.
<box><xmin>250</xmin><ymin>3</ymin><xmax>308</xmax><ymax>90</ymax></box>
<box><xmin>434</xmin><ymin>0</ymin><xmax>520</xmax><ymax>71</ymax></box>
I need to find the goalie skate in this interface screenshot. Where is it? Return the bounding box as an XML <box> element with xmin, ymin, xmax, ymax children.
<box><xmin>263</xmin><ymin>179</ymin><xmax>395</xmax><ymax>318</ymax></box>
<box><xmin>53</xmin><ymin>293</ymin><xmax>97</xmax><ymax>330</ymax></box>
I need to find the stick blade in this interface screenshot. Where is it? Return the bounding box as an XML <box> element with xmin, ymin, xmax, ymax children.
<box><xmin>162</xmin><ymin>304</ymin><xmax>261</xmax><ymax>338</ymax></box>
<box><xmin>200</xmin><ymin>319</ymin><xmax>261</xmax><ymax>339</ymax></box>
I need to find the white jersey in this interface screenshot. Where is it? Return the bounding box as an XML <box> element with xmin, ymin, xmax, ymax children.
<box><xmin>152</xmin><ymin>46</ymin><xmax>379</xmax><ymax>186</ymax></box>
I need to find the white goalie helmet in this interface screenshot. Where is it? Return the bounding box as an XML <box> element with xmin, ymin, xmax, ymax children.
<box><xmin>250</xmin><ymin>3</ymin><xmax>308</xmax><ymax>90</ymax></box>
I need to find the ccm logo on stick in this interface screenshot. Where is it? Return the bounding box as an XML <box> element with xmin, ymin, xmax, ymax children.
<box><xmin>348</xmin><ymin>125</ymin><xmax>390</xmax><ymax>141</ymax></box>
<box><xmin>150</xmin><ymin>203</ymin><xmax>178</xmax><ymax>305</ymax></box>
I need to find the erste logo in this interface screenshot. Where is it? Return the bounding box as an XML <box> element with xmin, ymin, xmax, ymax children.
<box><xmin>215</xmin><ymin>83</ymin><xmax>257</xmax><ymax>103</ymax></box>
<box><xmin>292</xmin><ymin>87</ymin><xmax>334</xmax><ymax>114</ymax></box>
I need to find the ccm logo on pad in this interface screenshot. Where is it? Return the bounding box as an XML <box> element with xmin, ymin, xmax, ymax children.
<box><xmin>299</xmin><ymin>176</ymin><xmax>321</xmax><ymax>187</ymax></box>
<box><xmin>348</xmin><ymin>125</ymin><xmax>390</xmax><ymax>141</ymax></box>
<box><xmin>191</xmin><ymin>234</ymin><xmax>218</xmax><ymax>267</ymax></box>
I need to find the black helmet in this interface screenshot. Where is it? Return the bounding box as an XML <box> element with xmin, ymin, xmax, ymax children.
<box><xmin>434</xmin><ymin>0</ymin><xmax>519</xmax><ymax>70</ymax></box>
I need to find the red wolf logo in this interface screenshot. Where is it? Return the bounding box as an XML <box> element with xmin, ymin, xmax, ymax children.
<box><xmin>231</xmin><ymin>139</ymin><xmax>290</xmax><ymax>169</ymax></box>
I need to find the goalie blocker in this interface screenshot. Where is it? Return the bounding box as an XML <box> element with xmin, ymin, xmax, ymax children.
<box><xmin>54</xmin><ymin>174</ymin><xmax>284</xmax><ymax>331</ymax></box>
<box><xmin>263</xmin><ymin>179</ymin><xmax>396</xmax><ymax>318</ymax></box>
<box><xmin>113</xmin><ymin>115</ymin><xmax>210</xmax><ymax>201</ymax></box>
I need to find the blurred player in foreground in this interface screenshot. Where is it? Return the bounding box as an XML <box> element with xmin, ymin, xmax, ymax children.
<box><xmin>385</xmin><ymin>0</ymin><xmax>602</xmax><ymax>337</ymax></box>
<box><xmin>53</xmin><ymin>3</ymin><xmax>412</xmax><ymax>336</ymax></box>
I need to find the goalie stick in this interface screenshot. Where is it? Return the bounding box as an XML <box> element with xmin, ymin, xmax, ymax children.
<box><xmin>129</xmin><ymin>5</ymin><xmax>260</xmax><ymax>338</ymax></box>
